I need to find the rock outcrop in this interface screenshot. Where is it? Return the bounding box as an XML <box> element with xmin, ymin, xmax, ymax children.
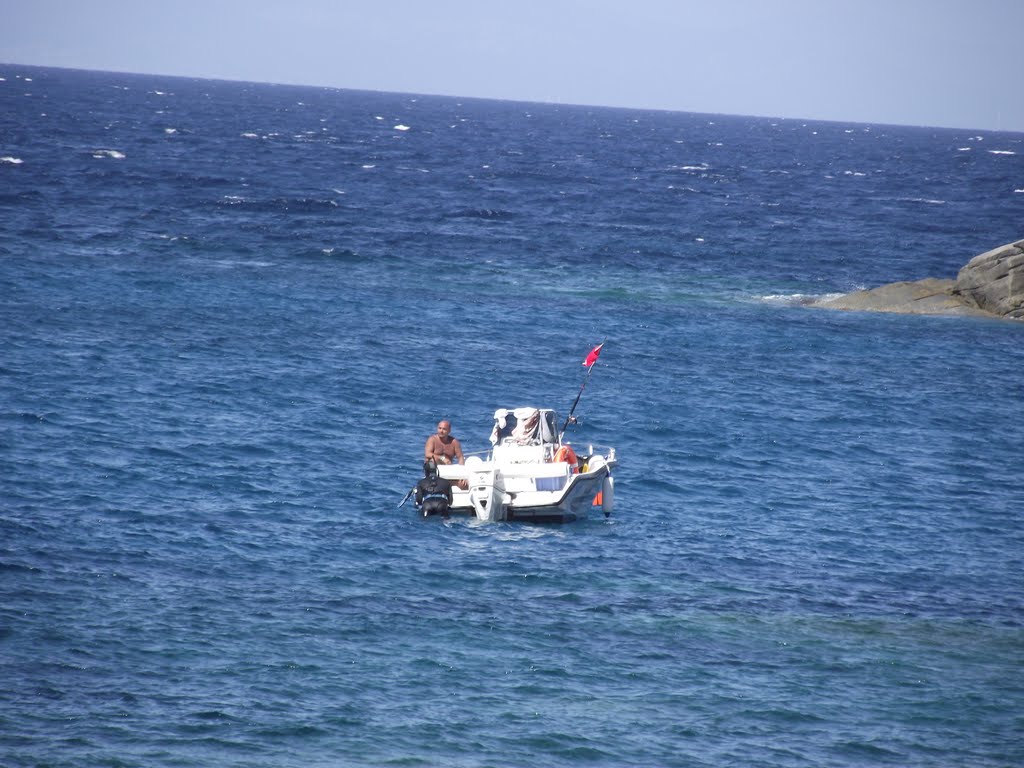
<box><xmin>951</xmin><ymin>239</ymin><xmax>1024</xmax><ymax>319</ymax></box>
<box><xmin>814</xmin><ymin>278</ymin><xmax>988</xmax><ymax>316</ymax></box>
<box><xmin>813</xmin><ymin>238</ymin><xmax>1024</xmax><ymax>320</ymax></box>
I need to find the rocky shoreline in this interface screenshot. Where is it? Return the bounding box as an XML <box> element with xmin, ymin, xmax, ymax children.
<box><xmin>812</xmin><ymin>238</ymin><xmax>1024</xmax><ymax>320</ymax></box>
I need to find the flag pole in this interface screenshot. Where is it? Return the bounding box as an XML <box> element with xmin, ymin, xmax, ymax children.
<box><xmin>561</xmin><ymin>342</ymin><xmax>604</xmax><ymax>435</ymax></box>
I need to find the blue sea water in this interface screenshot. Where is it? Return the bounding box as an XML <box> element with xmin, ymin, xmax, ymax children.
<box><xmin>1</xmin><ymin>64</ymin><xmax>1023</xmax><ymax>767</ymax></box>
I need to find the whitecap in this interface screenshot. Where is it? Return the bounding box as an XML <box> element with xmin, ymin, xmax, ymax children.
<box><xmin>760</xmin><ymin>292</ymin><xmax>837</xmax><ymax>306</ymax></box>
<box><xmin>164</xmin><ymin>127</ymin><xmax>177</xmax><ymax>134</ymax></box>
<box><xmin>241</xmin><ymin>132</ymin><xmax>259</xmax><ymax>139</ymax></box>
<box><xmin>843</xmin><ymin>170</ymin><xmax>867</xmax><ymax>177</ymax></box>
<box><xmin>361</xmin><ymin>164</ymin><xmax>376</xmax><ymax>169</ymax></box>
<box><xmin>1</xmin><ymin>156</ymin><xmax>24</xmax><ymax>164</ymax></box>
<box><xmin>957</xmin><ymin>147</ymin><xmax>972</xmax><ymax>152</ymax></box>
<box><xmin>210</xmin><ymin>259</ymin><xmax>273</xmax><ymax>269</ymax></box>
<box><xmin>394</xmin><ymin>124</ymin><xmax>410</xmax><ymax>131</ymax></box>
<box><xmin>988</xmin><ymin>150</ymin><xmax>1016</xmax><ymax>155</ymax></box>
<box><xmin>899</xmin><ymin>197</ymin><xmax>946</xmax><ymax>205</ymax></box>
<box><xmin>1015</xmin><ymin>189</ymin><xmax>1024</xmax><ymax>194</ymax></box>
<box><xmin>92</xmin><ymin>149</ymin><xmax>125</xmax><ymax>159</ymax></box>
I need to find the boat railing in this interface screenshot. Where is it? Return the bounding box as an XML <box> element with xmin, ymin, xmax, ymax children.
<box><xmin>564</xmin><ymin>443</ymin><xmax>616</xmax><ymax>460</ymax></box>
<box><xmin>452</xmin><ymin>444</ymin><xmax>614</xmax><ymax>466</ymax></box>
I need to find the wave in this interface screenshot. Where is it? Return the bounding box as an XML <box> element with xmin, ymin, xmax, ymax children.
<box><xmin>92</xmin><ymin>149</ymin><xmax>125</xmax><ymax>159</ymax></box>
<box><xmin>446</xmin><ymin>208</ymin><xmax>517</xmax><ymax>220</ymax></box>
<box><xmin>988</xmin><ymin>149</ymin><xmax>1016</xmax><ymax>155</ymax></box>
<box><xmin>758</xmin><ymin>292</ymin><xmax>840</xmax><ymax>307</ymax></box>
<box><xmin>293</xmin><ymin>247</ymin><xmax>370</xmax><ymax>264</ymax></box>
<box><xmin>897</xmin><ymin>197</ymin><xmax>946</xmax><ymax>205</ymax></box>
<box><xmin>215</xmin><ymin>195</ymin><xmax>340</xmax><ymax>212</ymax></box>
<box><xmin>207</xmin><ymin>258</ymin><xmax>275</xmax><ymax>269</ymax></box>
<box><xmin>1</xmin><ymin>156</ymin><xmax>23</xmax><ymax>164</ymax></box>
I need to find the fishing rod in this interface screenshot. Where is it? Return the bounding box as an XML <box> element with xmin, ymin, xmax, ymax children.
<box><xmin>561</xmin><ymin>341</ymin><xmax>605</xmax><ymax>435</ymax></box>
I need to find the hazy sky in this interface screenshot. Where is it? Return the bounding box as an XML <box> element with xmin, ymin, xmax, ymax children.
<box><xmin>2</xmin><ymin>0</ymin><xmax>1022</xmax><ymax>132</ymax></box>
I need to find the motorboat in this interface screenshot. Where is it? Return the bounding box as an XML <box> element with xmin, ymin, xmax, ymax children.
<box><xmin>430</xmin><ymin>407</ymin><xmax>617</xmax><ymax>523</ymax></box>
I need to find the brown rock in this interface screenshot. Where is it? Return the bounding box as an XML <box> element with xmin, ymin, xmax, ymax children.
<box><xmin>813</xmin><ymin>238</ymin><xmax>1024</xmax><ymax>320</ymax></box>
<box><xmin>951</xmin><ymin>239</ymin><xmax>1024</xmax><ymax>319</ymax></box>
<box><xmin>814</xmin><ymin>278</ymin><xmax>990</xmax><ymax>317</ymax></box>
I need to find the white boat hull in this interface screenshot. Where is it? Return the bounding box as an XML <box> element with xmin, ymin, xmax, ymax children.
<box><xmin>438</xmin><ymin>455</ymin><xmax>615</xmax><ymax>523</ymax></box>
<box><xmin>420</xmin><ymin>407</ymin><xmax>617</xmax><ymax>523</ymax></box>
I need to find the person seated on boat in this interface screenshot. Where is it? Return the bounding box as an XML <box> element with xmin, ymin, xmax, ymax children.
<box><xmin>425</xmin><ymin>419</ymin><xmax>467</xmax><ymax>490</ymax></box>
<box><xmin>425</xmin><ymin>420</ymin><xmax>464</xmax><ymax>466</ymax></box>
<box><xmin>415</xmin><ymin>459</ymin><xmax>453</xmax><ymax>518</ymax></box>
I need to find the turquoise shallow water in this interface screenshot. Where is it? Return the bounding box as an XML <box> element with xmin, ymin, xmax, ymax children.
<box><xmin>1</xmin><ymin>65</ymin><xmax>1023</xmax><ymax>767</ymax></box>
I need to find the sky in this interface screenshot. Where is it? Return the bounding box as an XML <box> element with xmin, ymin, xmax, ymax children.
<box><xmin>2</xmin><ymin>0</ymin><xmax>1022</xmax><ymax>132</ymax></box>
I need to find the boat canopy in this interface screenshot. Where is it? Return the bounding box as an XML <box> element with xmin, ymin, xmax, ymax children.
<box><xmin>490</xmin><ymin>407</ymin><xmax>560</xmax><ymax>446</ymax></box>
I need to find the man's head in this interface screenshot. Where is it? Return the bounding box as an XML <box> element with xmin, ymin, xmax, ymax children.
<box><xmin>436</xmin><ymin>420</ymin><xmax>451</xmax><ymax>437</ymax></box>
<box><xmin>423</xmin><ymin>459</ymin><xmax>438</xmax><ymax>477</ymax></box>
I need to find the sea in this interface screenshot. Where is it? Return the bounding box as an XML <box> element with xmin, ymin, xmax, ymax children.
<box><xmin>1</xmin><ymin>64</ymin><xmax>1023</xmax><ymax>768</ymax></box>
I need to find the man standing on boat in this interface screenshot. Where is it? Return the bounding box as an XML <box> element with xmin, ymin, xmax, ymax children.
<box><xmin>425</xmin><ymin>420</ymin><xmax>464</xmax><ymax>466</ymax></box>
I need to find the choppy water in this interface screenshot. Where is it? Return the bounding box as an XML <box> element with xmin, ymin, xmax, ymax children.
<box><xmin>2</xmin><ymin>65</ymin><xmax>1023</xmax><ymax>767</ymax></box>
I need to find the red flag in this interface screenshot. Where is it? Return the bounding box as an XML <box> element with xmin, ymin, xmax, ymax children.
<box><xmin>583</xmin><ymin>342</ymin><xmax>604</xmax><ymax>368</ymax></box>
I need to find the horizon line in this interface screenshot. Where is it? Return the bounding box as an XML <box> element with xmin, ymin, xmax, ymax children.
<box><xmin>3</xmin><ymin>60</ymin><xmax>1022</xmax><ymax>137</ymax></box>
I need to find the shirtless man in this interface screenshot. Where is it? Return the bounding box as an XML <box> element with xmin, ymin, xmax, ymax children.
<box><xmin>424</xmin><ymin>420</ymin><xmax>464</xmax><ymax>465</ymax></box>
